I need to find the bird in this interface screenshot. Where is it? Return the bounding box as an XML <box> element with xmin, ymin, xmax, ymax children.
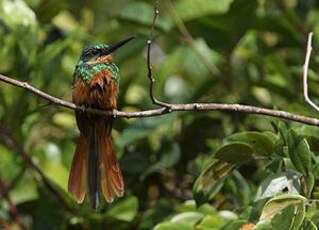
<box><xmin>68</xmin><ymin>36</ymin><xmax>134</xmax><ymax>209</ymax></box>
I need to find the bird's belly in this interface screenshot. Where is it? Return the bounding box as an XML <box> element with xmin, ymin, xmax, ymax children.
<box><xmin>72</xmin><ymin>71</ymin><xmax>118</xmax><ymax>110</ymax></box>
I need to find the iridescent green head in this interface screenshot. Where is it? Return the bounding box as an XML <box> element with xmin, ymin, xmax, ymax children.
<box><xmin>73</xmin><ymin>36</ymin><xmax>135</xmax><ymax>85</ymax></box>
<box><xmin>78</xmin><ymin>36</ymin><xmax>135</xmax><ymax>64</ymax></box>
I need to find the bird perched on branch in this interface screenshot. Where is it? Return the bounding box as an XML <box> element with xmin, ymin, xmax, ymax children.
<box><xmin>68</xmin><ymin>36</ymin><xmax>134</xmax><ymax>209</ymax></box>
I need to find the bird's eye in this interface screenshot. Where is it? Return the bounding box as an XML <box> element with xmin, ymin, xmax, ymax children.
<box><xmin>86</xmin><ymin>49</ymin><xmax>99</xmax><ymax>57</ymax></box>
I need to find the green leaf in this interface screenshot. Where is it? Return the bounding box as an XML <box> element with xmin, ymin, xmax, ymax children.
<box><xmin>52</xmin><ymin>112</ymin><xmax>76</xmax><ymax>128</ymax></box>
<box><xmin>313</xmin><ymin>163</ymin><xmax>319</xmax><ymax>180</ymax></box>
<box><xmin>154</xmin><ymin>222</ymin><xmax>192</xmax><ymax>230</ymax></box>
<box><xmin>255</xmin><ymin>171</ymin><xmax>301</xmax><ymax>201</ymax></box>
<box><xmin>194</xmin><ymin>143</ymin><xmax>253</xmax><ymax>206</ymax></box>
<box><xmin>259</xmin><ymin>194</ymin><xmax>306</xmax><ymax>222</ymax></box>
<box><xmin>214</xmin><ymin>142</ymin><xmax>254</xmax><ymax>164</ymax></box>
<box><xmin>106</xmin><ymin>196</ymin><xmax>138</xmax><ymax>222</ymax></box>
<box><xmin>139</xmin><ymin>198</ymin><xmax>177</xmax><ymax>229</ymax></box>
<box><xmin>270</xmin><ymin>204</ymin><xmax>294</xmax><ymax>230</ymax></box>
<box><xmin>199</xmin><ymin>0</ymin><xmax>257</xmax><ymax>53</ymax></box>
<box><xmin>231</xmin><ymin>170</ymin><xmax>251</xmax><ymax>205</ymax></box>
<box><xmin>193</xmin><ymin>161</ymin><xmax>233</xmax><ymax>206</ymax></box>
<box><xmin>37</xmin><ymin>38</ymin><xmax>74</xmax><ymax>69</ymax></box>
<box><xmin>253</xmin><ymin>221</ymin><xmax>271</xmax><ymax>230</ymax></box>
<box><xmin>118</xmin><ymin>2</ymin><xmax>171</xmax><ymax>31</ymax></box>
<box><xmin>51</xmin><ymin>10</ymin><xmax>80</xmax><ymax>32</ymax></box>
<box><xmin>226</xmin><ymin>132</ymin><xmax>275</xmax><ymax>156</ymax></box>
<box><xmin>291</xmin><ymin>202</ymin><xmax>306</xmax><ymax>230</ymax></box>
<box><xmin>174</xmin><ymin>0</ymin><xmax>234</xmax><ymax>21</ymax></box>
<box><xmin>0</xmin><ymin>0</ymin><xmax>37</xmax><ymax>30</ymax></box>
<box><xmin>0</xmin><ymin>0</ymin><xmax>38</xmax><ymax>59</ymax></box>
<box><xmin>197</xmin><ymin>215</ymin><xmax>226</xmax><ymax>230</ymax></box>
<box><xmin>219</xmin><ymin>211</ymin><xmax>238</xmax><ymax>221</ymax></box>
<box><xmin>0</xmin><ymin>144</ymin><xmax>20</xmax><ymax>181</ymax></box>
<box><xmin>41</xmin><ymin>159</ymin><xmax>69</xmax><ymax>192</ymax></box>
<box><xmin>177</xmin><ymin>200</ymin><xmax>217</xmax><ymax>215</ymax></box>
<box><xmin>239</xmin><ymin>206</ymin><xmax>258</xmax><ymax>222</ymax></box>
<box><xmin>170</xmin><ymin>212</ymin><xmax>204</xmax><ymax>226</ymax></box>
<box><xmin>10</xmin><ymin>173</ymin><xmax>38</xmax><ymax>204</ymax></box>
<box><xmin>304</xmin><ymin>135</ymin><xmax>319</xmax><ymax>154</ymax></box>
<box><xmin>304</xmin><ymin>218</ymin><xmax>318</xmax><ymax>230</ymax></box>
<box><xmin>305</xmin><ymin>173</ymin><xmax>315</xmax><ymax>198</ymax></box>
<box><xmin>287</xmin><ymin>130</ymin><xmax>312</xmax><ymax>175</ymax></box>
<box><xmin>187</xmin><ymin>154</ymin><xmax>215</xmax><ymax>176</ymax></box>
<box><xmin>265</xmin><ymin>159</ymin><xmax>283</xmax><ymax>173</ymax></box>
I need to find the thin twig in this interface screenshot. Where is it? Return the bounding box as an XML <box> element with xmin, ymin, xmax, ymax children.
<box><xmin>0</xmin><ymin>173</ymin><xmax>27</xmax><ymax>230</ymax></box>
<box><xmin>303</xmin><ymin>32</ymin><xmax>319</xmax><ymax>112</ymax></box>
<box><xmin>1</xmin><ymin>73</ymin><xmax>319</xmax><ymax>125</ymax></box>
<box><xmin>146</xmin><ymin>0</ymin><xmax>171</xmax><ymax>108</ymax></box>
<box><xmin>0</xmin><ymin>123</ymin><xmax>76</xmax><ymax>214</ymax></box>
<box><xmin>166</xmin><ymin>0</ymin><xmax>220</xmax><ymax>76</ymax></box>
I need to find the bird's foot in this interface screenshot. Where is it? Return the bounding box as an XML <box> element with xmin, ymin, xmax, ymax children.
<box><xmin>112</xmin><ymin>109</ymin><xmax>117</xmax><ymax>118</ymax></box>
<box><xmin>80</xmin><ymin>104</ymin><xmax>88</xmax><ymax>113</ymax></box>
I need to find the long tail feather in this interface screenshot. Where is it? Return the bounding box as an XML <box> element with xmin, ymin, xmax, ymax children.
<box><xmin>69</xmin><ymin>118</ymin><xmax>123</xmax><ymax>208</ymax></box>
<box><xmin>88</xmin><ymin>126</ymin><xmax>100</xmax><ymax>209</ymax></box>
<box><xmin>100</xmin><ymin>136</ymin><xmax>124</xmax><ymax>203</ymax></box>
<box><xmin>68</xmin><ymin>134</ymin><xmax>88</xmax><ymax>203</ymax></box>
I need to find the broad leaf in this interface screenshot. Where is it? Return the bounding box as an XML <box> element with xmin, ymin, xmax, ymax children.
<box><xmin>193</xmin><ymin>161</ymin><xmax>233</xmax><ymax>206</ymax></box>
<box><xmin>255</xmin><ymin>171</ymin><xmax>301</xmax><ymax>201</ymax></box>
<box><xmin>259</xmin><ymin>194</ymin><xmax>306</xmax><ymax>222</ymax></box>
<box><xmin>287</xmin><ymin>130</ymin><xmax>312</xmax><ymax>175</ymax></box>
<box><xmin>214</xmin><ymin>142</ymin><xmax>254</xmax><ymax>164</ymax></box>
<box><xmin>197</xmin><ymin>215</ymin><xmax>225</xmax><ymax>230</ymax></box>
<box><xmin>226</xmin><ymin>132</ymin><xmax>275</xmax><ymax>156</ymax></box>
<box><xmin>106</xmin><ymin>196</ymin><xmax>138</xmax><ymax>222</ymax></box>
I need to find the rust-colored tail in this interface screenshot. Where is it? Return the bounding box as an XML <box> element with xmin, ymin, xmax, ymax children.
<box><xmin>68</xmin><ymin>127</ymin><xmax>124</xmax><ymax>209</ymax></box>
<box><xmin>100</xmin><ymin>136</ymin><xmax>124</xmax><ymax>203</ymax></box>
<box><xmin>68</xmin><ymin>134</ymin><xmax>88</xmax><ymax>203</ymax></box>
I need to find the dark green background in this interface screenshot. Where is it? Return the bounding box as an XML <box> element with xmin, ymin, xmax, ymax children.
<box><xmin>1</xmin><ymin>0</ymin><xmax>319</xmax><ymax>229</ymax></box>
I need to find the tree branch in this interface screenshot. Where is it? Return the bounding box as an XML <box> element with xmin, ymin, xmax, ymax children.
<box><xmin>146</xmin><ymin>0</ymin><xmax>171</xmax><ymax>108</ymax></box>
<box><xmin>0</xmin><ymin>4</ymin><xmax>319</xmax><ymax>127</ymax></box>
<box><xmin>1</xmin><ymin>73</ymin><xmax>319</xmax><ymax>125</ymax></box>
<box><xmin>303</xmin><ymin>32</ymin><xmax>319</xmax><ymax>112</ymax></box>
<box><xmin>0</xmin><ymin>124</ymin><xmax>76</xmax><ymax>214</ymax></box>
<box><xmin>0</xmin><ymin>173</ymin><xmax>27</xmax><ymax>230</ymax></box>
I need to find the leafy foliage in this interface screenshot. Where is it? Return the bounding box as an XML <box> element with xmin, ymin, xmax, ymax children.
<box><xmin>1</xmin><ymin>0</ymin><xmax>319</xmax><ymax>229</ymax></box>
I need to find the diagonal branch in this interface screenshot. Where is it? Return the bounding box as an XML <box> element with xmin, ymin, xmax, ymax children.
<box><xmin>0</xmin><ymin>173</ymin><xmax>27</xmax><ymax>230</ymax></box>
<box><xmin>0</xmin><ymin>124</ymin><xmax>76</xmax><ymax>214</ymax></box>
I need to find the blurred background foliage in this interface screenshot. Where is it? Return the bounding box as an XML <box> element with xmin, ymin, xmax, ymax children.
<box><xmin>1</xmin><ymin>0</ymin><xmax>319</xmax><ymax>229</ymax></box>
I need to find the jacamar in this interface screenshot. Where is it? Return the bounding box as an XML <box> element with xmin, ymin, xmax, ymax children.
<box><xmin>68</xmin><ymin>36</ymin><xmax>134</xmax><ymax>209</ymax></box>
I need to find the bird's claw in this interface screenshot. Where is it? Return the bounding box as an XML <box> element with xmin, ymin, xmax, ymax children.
<box><xmin>112</xmin><ymin>109</ymin><xmax>117</xmax><ymax>118</ymax></box>
<box><xmin>80</xmin><ymin>104</ymin><xmax>87</xmax><ymax>113</ymax></box>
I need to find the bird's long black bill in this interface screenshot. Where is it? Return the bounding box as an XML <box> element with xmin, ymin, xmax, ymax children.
<box><xmin>103</xmin><ymin>36</ymin><xmax>135</xmax><ymax>55</ymax></box>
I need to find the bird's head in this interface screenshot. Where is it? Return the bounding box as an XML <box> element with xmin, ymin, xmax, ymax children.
<box><xmin>78</xmin><ymin>36</ymin><xmax>135</xmax><ymax>65</ymax></box>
